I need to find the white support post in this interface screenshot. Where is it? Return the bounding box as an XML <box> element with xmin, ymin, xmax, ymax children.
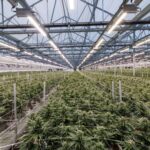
<box><xmin>26</xmin><ymin>73</ymin><xmax>28</xmax><ymax>80</ymax></box>
<box><xmin>132</xmin><ymin>32</ymin><xmax>136</xmax><ymax>77</ymax></box>
<box><xmin>120</xmin><ymin>67</ymin><xmax>122</xmax><ymax>75</ymax></box>
<box><xmin>17</xmin><ymin>72</ymin><xmax>20</xmax><ymax>79</ymax></box>
<box><xmin>119</xmin><ymin>80</ymin><xmax>122</xmax><ymax>102</ymax></box>
<box><xmin>43</xmin><ymin>81</ymin><xmax>46</xmax><ymax>102</ymax></box>
<box><xmin>132</xmin><ymin>52</ymin><xmax>135</xmax><ymax>76</ymax></box>
<box><xmin>13</xmin><ymin>83</ymin><xmax>18</xmax><ymax>141</ymax></box>
<box><xmin>3</xmin><ymin>75</ymin><xmax>5</xmax><ymax>81</ymax></box>
<box><xmin>114</xmin><ymin>62</ymin><xmax>116</xmax><ymax>77</ymax></box>
<box><xmin>64</xmin><ymin>73</ymin><xmax>66</xmax><ymax>79</ymax></box>
<box><xmin>46</xmin><ymin>71</ymin><xmax>48</xmax><ymax>81</ymax></box>
<box><xmin>112</xmin><ymin>81</ymin><xmax>115</xmax><ymax>100</ymax></box>
<box><xmin>114</xmin><ymin>67</ymin><xmax>115</xmax><ymax>76</ymax></box>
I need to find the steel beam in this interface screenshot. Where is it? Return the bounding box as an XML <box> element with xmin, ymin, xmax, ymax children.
<box><xmin>92</xmin><ymin>4</ymin><xmax>150</xmax><ymax>65</ymax></box>
<box><xmin>17</xmin><ymin>0</ymin><xmax>72</xmax><ymax>68</ymax></box>
<box><xmin>2</xmin><ymin>26</ymin><xmax>150</xmax><ymax>35</ymax></box>
<box><xmin>0</xmin><ymin>21</ymin><xmax>149</xmax><ymax>29</ymax></box>
<box><xmin>82</xmin><ymin>2</ymin><xmax>149</xmax><ymax>68</ymax></box>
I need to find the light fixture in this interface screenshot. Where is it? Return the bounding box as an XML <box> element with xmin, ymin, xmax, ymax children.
<box><xmin>134</xmin><ymin>38</ymin><xmax>150</xmax><ymax>48</ymax></box>
<box><xmin>107</xmin><ymin>12</ymin><xmax>127</xmax><ymax>34</ymax></box>
<box><xmin>24</xmin><ymin>51</ymin><xmax>32</xmax><ymax>56</ymax></box>
<box><xmin>78</xmin><ymin>39</ymin><xmax>104</xmax><ymax>68</ymax></box>
<box><xmin>125</xmin><ymin>55</ymin><xmax>131</xmax><ymax>59</ymax></box>
<box><xmin>27</xmin><ymin>16</ymin><xmax>47</xmax><ymax>37</ymax></box>
<box><xmin>0</xmin><ymin>41</ymin><xmax>20</xmax><ymax>52</ymax></box>
<box><xmin>110</xmin><ymin>53</ymin><xmax>117</xmax><ymax>58</ymax></box>
<box><xmin>120</xmin><ymin>47</ymin><xmax>129</xmax><ymax>52</ymax></box>
<box><xmin>34</xmin><ymin>55</ymin><xmax>43</xmax><ymax>59</ymax></box>
<box><xmin>17</xmin><ymin>8</ymin><xmax>73</xmax><ymax>68</ymax></box>
<box><xmin>94</xmin><ymin>38</ymin><xmax>104</xmax><ymax>49</ymax></box>
<box><xmin>49</xmin><ymin>40</ymin><xmax>73</xmax><ymax>68</ymax></box>
<box><xmin>122</xmin><ymin>4</ymin><xmax>139</xmax><ymax>13</ymax></box>
<box><xmin>49</xmin><ymin>40</ymin><xmax>58</xmax><ymax>50</ymax></box>
<box><xmin>68</xmin><ymin>0</ymin><xmax>75</xmax><ymax>10</ymax></box>
<box><xmin>135</xmin><ymin>52</ymin><xmax>144</xmax><ymax>57</ymax></box>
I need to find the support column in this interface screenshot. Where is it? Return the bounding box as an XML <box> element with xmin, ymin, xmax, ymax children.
<box><xmin>132</xmin><ymin>31</ymin><xmax>136</xmax><ymax>76</ymax></box>
<box><xmin>13</xmin><ymin>83</ymin><xmax>18</xmax><ymax>141</ymax></box>
<box><xmin>119</xmin><ymin>80</ymin><xmax>122</xmax><ymax>102</ymax></box>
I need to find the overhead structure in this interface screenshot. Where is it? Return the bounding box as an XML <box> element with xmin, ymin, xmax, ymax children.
<box><xmin>0</xmin><ymin>0</ymin><xmax>149</xmax><ymax>70</ymax></box>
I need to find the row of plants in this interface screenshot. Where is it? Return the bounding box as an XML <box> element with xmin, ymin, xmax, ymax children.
<box><xmin>99</xmin><ymin>67</ymin><xmax>150</xmax><ymax>79</ymax></box>
<box><xmin>0</xmin><ymin>71</ymin><xmax>65</xmax><ymax>132</ymax></box>
<box><xmin>0</xmin><ymin>71</ymin><xmax>51</xmax><ymax>83</ymax></box>
<box><xmin>85</xmin><ymin>71</ymin><xmax>150</xmax><ymax>103</ymax></box>
<box><xmin>20</xmin><ymin>72</ymin><xmax>150</xmax><ymax>150</ymax></box>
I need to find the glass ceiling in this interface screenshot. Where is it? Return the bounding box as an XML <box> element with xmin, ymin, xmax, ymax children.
<box><xmin>0</xmin><ymin>0</ymin><xmax>149</xmax><ymax>69</ymax></box>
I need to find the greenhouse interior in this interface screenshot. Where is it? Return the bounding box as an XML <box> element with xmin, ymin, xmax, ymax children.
<box><xmin>0</xmin><ymin>0</ymin><xmax>150</xmax><ymax>149</ymax></box>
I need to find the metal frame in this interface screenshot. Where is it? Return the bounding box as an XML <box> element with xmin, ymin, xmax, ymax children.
<box><xmin>0</xmin><ymin>0</ymin><xmax>149</xmax><ymax>70</ymax></box>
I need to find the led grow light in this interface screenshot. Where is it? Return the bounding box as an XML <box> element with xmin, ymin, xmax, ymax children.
<box><xmin>78</xmin><ymin>39</ymin><xmax>104</xmax><ymax>68</ymax></box>
<box><xmin>27</xmin><ymin>16</ymin><xmax>47</xmax><ymax>37</ymax></box>
<box><xmin>94</xmin><ymin>38</ymin><xmax>104</xmax><ymax>49</ymax></box>
<box><xmin>120</xmin><ymin>47</ymin><xmax>129</xmax><ymax>52</ymax></box>
<box><xmin>0</xmin><ymin>41</ymin><xmax>20</xmax><ymax>52</ymax></box>
<box><xmin>107</xmin><ymin>12</ymin><xmax>127</xmax><ymax>34</ymax></box>
<box><xmin>24</xmin><ymin>51</ymin><xmax>32</xmax><ymax>56</ymax></box>
<box><xmin>34</xmin><ymin>55</ymin><xmax>43</xmax><ymax>59</ymax></box>
<box><xmin>134</xmin><ymin>38</ymin><xmax>150</xmax><ymax>48</ymax></box>
<box><xmin>135</xmin><ymin>52</ymin><xmax>144</xmax><ymax>57</ymax></box>
<box><xmin>110</xmin><ymin>53</ymin><xmax>117</xmax><ymax>58</ymax></box>
<box><xmin>49</xmin><ymin>40</ymin><xmax>58</xmax><ymax>50</ymax></box>
<box><xmin>68</xmin><ymin>0</ymin><xmax>75</xmax><ymax>10</ymax></box>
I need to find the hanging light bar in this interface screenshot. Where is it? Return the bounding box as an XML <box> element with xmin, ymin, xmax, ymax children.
<box><xmin>23</xmin><ymin>51</ymin><xmax>32</xmax><ymax>56</ymax></box>
<box><xmin>125</xmin><ymin>55</ymin><xmax>131</xmax><ymax>59</ymax></box>
<box><xmin>49</xmin><ymin>40</ymin><xmax>58</xmax><ymax>50</ymax></box>
<box><xmin>107</xmin><ymin>12</ymin><xmax>127</xmax><ymax>34</ymax></box>
<box><xmin>134</xmin><ymin>38</ymin><xmax>150</xmax><ymax>48</ymax></box>
<box><xmin>68</xmin><ymin>0</ymin><xmax>75</xmax><ymax>10</ymax></box>
<box><xmin>48</xmin><ymin>40</ymin><xmax>73</xmax><ymax>68</ymax></box>
<box><xmin>110</xmin><ymin>53</ymin><xmax>117</xmax><ymax>58</ymax></box>
<box><xmin>0</xmin><ymin>41</ymin><xmax>20</xmax><ymax>52</ymax></box>
<box><xmin>135</xmin><ymin>52</ymin><xmax>144</xmax><ymax>57</ymax></box>
<box><xmin>120</xmin><ymin>47</ymin><xmax>129</xmax><ymax>52</ymax></box>
<box><xmin>94</xmin><ymin>38</ymin><xmax>104</xmax><ymax>49</ymax></box>
<box><xmin>78</xmin><ymin>38</ymin><xmax>104</xmax><ymax>68</ymax></box>
<box><xmin>16</xmin><ymin>7</ymin><xmax>73</xmax><ymax>68</ymax></box>
<box><xmin>34</xmin><ymin>54</ymin><xmax>43</xmax><ymax>59</ymax></box>
<box><xmin>27</xmin><ymin>16</ymin><xmax>47</xmax><ymax>37</ymax></box>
